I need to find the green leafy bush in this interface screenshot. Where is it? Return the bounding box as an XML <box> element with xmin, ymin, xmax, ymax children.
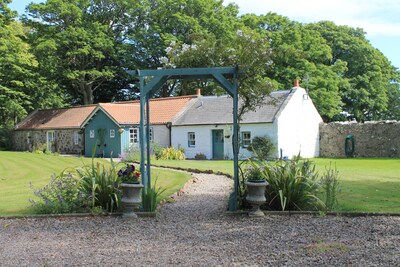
<box><xmin>0</xmin><ymin>128</ymin><xmax>12</xmax><ymax>150</ymax></box>
<box><xmin>247</xmin><ymin>135</ymin><xmax>275</xmax><ymax>160</ymax></box>
<box><xmin>157</xmin><ymin>147</ymin><xmax>186</xmax><ymax>160</ymax></box>
<box><xmin>30</xmin><ymin>171</ymin><xmax>85</xmax><ymax>214</ymax></box>
<box><xmin>194</xmin><ymin>153</ymin><xmax>207</xmax><ymax>160</ymax></box>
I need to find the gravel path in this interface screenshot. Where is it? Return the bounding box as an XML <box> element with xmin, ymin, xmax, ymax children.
<box><xmin>1</xmin><ymin>173</ymin><xmax>400</xmax><ymax>266</ymax></box>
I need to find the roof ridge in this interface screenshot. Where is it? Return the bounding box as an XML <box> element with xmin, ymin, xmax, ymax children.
<box><xmin>113</xmin><ymin>94</ymin><xmax>198</xmax><ymax>104</ymax></box>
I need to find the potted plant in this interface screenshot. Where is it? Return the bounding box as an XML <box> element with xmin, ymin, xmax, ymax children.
<box><xmin>118</xmin><ymin>163</ymin><xmax>143</xmax><ymax>218</ymax></box>
<box><xmin>244</xmin><ymin>164</ymin><xmax>268</xmax><ymax>217</ymax></box>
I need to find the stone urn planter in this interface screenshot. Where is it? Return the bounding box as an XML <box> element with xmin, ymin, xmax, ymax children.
<box><xmin>245</xmin><ymin>180</ymin><xmax>268</xmax><ymax>217</ymax></box>
<box><xmin>120</xmin><ymin>183</ymin><xmax>143</xmax><ymax>219</ymax></box>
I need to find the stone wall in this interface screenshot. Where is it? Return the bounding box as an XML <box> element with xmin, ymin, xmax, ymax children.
<box><xmin>319</xmin><ymin>121</ymin><xmax>400</xmax><ymax>158</ymax></box>
<box><xmin>13</xmin><ymin>129</ymin><xmax>84</xmax><ymax>155</ymax></box>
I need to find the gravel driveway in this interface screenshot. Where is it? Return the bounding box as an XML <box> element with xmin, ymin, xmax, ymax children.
<box><xmin>1</xmin><ymin>173</ymin><xmax>399</xmax><ymax>266</ymax></box>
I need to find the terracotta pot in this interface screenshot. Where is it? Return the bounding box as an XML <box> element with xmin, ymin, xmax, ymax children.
<box><xmin>120</xmin><ymin>183</ymin><xmax>143</xmax><ymax>218</ymax></box>
<box><xmin>245</xmin><ymin>180</ymin><xmax>268</xmax><ymax>217</ymax></box>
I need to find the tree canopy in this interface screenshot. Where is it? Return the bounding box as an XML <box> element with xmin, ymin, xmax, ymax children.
<box><xmin>0</xmin><ymin>0</ymin><xmax>399</xmax><ymax>130</ymax></box>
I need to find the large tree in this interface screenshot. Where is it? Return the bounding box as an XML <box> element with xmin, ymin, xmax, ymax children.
<box><xmin>26</xmin><ymin>0</ymin><xmax>145</xmax><ymax>104</ymax></box>
<box><xmin>129</xmin><ymin>0</ymin><xmax>241</xmax><ymax>97</ymax></box>
<box><xmin>309</xmin><ymin>21</ymin><xmax>398</xmax><ymax>121</ymax></box>
<box><xmin>0</xmin><ymin>0</ymin><xmax>57</xmax><ymax>128</ymax></box>
<box><xmin>241</xmin><ymin>13</ymin><xmax>345</xmax><ymax>121</ymax></box>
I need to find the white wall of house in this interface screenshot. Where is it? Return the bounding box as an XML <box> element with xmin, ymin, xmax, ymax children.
<box><xmin>171</xmin><ymin>123</ymin><xmax>277</xmax><ymax>159</ymax></box>
<box><xmin>275</xmin><ymin>88</ymin><xmax>322</xmax><ymax>158</ymax></box>
<box><xmin>171</xmin><ymin>87</ymin><xmax>322</xmax><ymax>160</ymax></box>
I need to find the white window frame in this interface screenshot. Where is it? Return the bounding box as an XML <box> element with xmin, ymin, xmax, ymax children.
<box><xmin>90</xmin><ymin>130</ymin><xmax>95</xmax><ymax>138</ymax></box>
<box><xmin>47</xmin><ymin>131</ymin><xmax>55</xmax><ymax>152</ymax></box>
<box><xmin>129</xmin><ymin>128</ymin><xmax>139</xmax><ymax>144</ymax></box>
<box><xmin>188</xmin><ymin>132</ymin><xmax>195</xmax><ymax>147</ymax></box>
<box><xmin>110</xmin><ymin>129</ymin><xmax>115</xmax><ymax>138</ymax></box>
<box><xmin>241</xmin><ymin>131</ymin><xmax>251</xmax><ymax>148</ymax></box>
<box><xmin>73</xmin><ymin>131</ymin><xmax>79</xmax><ymax>145</ymax></box>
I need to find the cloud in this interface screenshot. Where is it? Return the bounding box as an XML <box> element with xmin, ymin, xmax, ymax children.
<box><xmin>227</xmin><ymin>0</ymin><xmax>400</xmax><ymax>37</ymax></box>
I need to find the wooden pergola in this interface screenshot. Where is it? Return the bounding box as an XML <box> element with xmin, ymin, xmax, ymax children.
<box><xmin>130</xmin><ymin>67</ymin><xmax>240</xmax><ymax>211</ymax></box>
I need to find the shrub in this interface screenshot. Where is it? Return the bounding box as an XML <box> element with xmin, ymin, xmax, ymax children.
<box><xmin>261</xmin><ymin>157</ymin><xmax>324</xmax><ymax>211</ymax></box>
<box><xmin>120</xmin><ymin>142</ymin><xmax>162</xmax><ymax>162</ymax></box>
<box><xmin>157</xmin><ymin>147</ymin><xmax>186</xmax><ymax>160</ymax></box>
<box><xmin>0</xmin><ymin>128</ymin><xmax>12</xmax><ymax>150</ymax></box>
<box><xmin>77</xmin><ymin>158</ymin><xmax>121</xmax><ymax>212</ymax></box>
<box><xmin>30</xmin><ymin>171</ymin><xmax>85</xmax><ymax>214</ymax></box>
<box><xmin>247</xmin><ymin>136</ymin><xmax>275</xmax><ymax>160</ymax></box>
<box><xmin>194</xmin><ymin>153</ymin><xmax>207</xmax><ymax>160</ymax></box>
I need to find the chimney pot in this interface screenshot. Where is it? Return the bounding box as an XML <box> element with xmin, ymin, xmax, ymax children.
<box><xmin>196</xmin><ymin>88</ymin><xmax>201</xmax><ymax>96</ymax></box>
<box><xmin>294</xmin><ymin>79</ymin><xmax>300</xmax><ymax>87</ymax></box>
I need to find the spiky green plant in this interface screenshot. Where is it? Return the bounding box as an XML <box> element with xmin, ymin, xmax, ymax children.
<box><xmin>142</xmin><ymin>178</ymin><xmax>166</xmax><ymax>212</ymax></box>
<box><xmin>77</xmin><ymin>148</ymin><xmax>121</xmax><ymax>212</ymax></box>
<box><xmin>320</xmin><ymin>163</ymin><xmax>340</xmax><ymax>211</ymax></box>
<box><xmin>262</xmin><ymin>157</ymin><xmax>324</xmax><ymax>211</ymax></box>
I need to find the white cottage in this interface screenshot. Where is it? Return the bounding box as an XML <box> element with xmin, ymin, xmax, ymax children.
<box><xmin>171</xmin><ymin>84</ymin><xmax>323</xmax><ymax>159</ymax></box>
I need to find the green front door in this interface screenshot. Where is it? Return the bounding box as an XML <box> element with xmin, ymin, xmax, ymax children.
<box><xmin>212</xmin><ymin>129</ymin><xmax>224</xmax><ymax>159</ymax></box>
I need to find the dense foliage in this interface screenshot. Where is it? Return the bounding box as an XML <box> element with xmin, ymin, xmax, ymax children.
<box><xmin>246</xmin><ymin>135</ymin><xmax>276</xmax><ymax>160</ymax></box>
<box><xmin>0</xmin><ymin>0</ymin><xmax>399</xmax><ymax>132</ymax></box>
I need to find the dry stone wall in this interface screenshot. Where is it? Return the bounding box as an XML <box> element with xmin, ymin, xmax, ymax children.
<box><xmin>319</xmin><ymin>121</ymin><xmax>400</xmax><ymax>158</ymax></box>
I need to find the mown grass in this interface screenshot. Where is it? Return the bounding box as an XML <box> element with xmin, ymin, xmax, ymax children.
<box><xmin>152</xmin><ymin>158</ymin><xmax>400</xmax><ymax>213</ymax></box>
<box><xmin>0</xmin><ymin>152</ymin><xmax>191</xmax><ymax>216</ymax></box>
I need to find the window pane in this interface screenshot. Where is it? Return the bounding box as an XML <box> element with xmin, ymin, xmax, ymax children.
<box><xmin>188</xmin><ymin>132</ymin><xmax>195</xmax><ymax>147</ymax></box>
<box><xmin>241</xmin><ymin>131</ymin><xmax>251</xmax><ymax>147</ymax></box>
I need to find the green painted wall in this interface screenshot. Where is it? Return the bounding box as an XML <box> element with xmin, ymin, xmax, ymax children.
<box><xmin>84</xmin><ymin>110</ymin><xmax>121</xmax><ymax>157</ymax></box>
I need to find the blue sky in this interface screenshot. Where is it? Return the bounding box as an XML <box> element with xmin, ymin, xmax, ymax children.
<box><xmin>9</xmin><ymin>0</ymin><xmax>400</xmax><ymax>70</ymax></box>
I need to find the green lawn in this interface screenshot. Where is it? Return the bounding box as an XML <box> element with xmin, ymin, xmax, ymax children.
<box><xmin>0</xmin><ymin>152</ymin><xmax>191</xmax><ymax>216</ymax></box>
<box><xmin>152</xmin><ymin>158</ymin><xmax>400</xmax><ymax>213</ymax></box>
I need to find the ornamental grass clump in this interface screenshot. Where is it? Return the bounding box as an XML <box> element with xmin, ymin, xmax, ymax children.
<box><xmin>262</xmin><ymin>156</ymin><xmax>324</xmax><ymax>211</ymax></box>
<box><xmin>142</xmin><ymin>178</ymin><xmax>166</xmax><ymax>212</ymax></box>
<box><xmin>320</xmin><ymin>163</ymin><xmax>340</xmax><ymax>211</ymax></box>
<box><xmin>77</xmin><ymin>158</ymin><xmax>121</xmax><ymax>213</ymax></box>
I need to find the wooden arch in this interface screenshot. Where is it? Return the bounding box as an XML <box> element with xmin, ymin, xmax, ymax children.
<box><xmin>131</xmin><ymin>67</ymin><xmax>240</xmax><ymax>211</ymax></box>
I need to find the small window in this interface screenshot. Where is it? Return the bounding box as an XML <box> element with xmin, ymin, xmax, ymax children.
<box><xmin>188</xmin><ymin>132</ymin><xmax>195</xmax><ymax>147</ymax></box>
<box><xmin>241</xmin><ymin>131</ymin><xmax>251</xmax><ymax>148</ymax></box>
<box><xmin>110</xmin><ymin>129</ymin><xmax>115</xmax><ymax>138</ymax></box>
<box><xmin>90</xmin><ymin>130</ymin><xmax>95</xmax><ymax>138</ymax></box>
<box><xmin>129</xmin><ymin>128</ymin><xmax>139</xmax><ymax>144</ymax></box>
<box><xmin>26</xmin><ymin>132</ymin><xmax>31</xmax><ymax>144</ymax></box>
<box><xmin>73</xmin><ymin>131</ymin><xmax>79</xmax><ymax>145</ymax></box>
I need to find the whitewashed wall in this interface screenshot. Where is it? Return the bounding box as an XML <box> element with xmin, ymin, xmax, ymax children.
<box><xmin>275</xmin><ymin>88</ymin><xmax>322</xmax><ymax>158</ymax></box>
<box><xmin>171</xmin><ymin>123</ymin><xmax>277</xmax><ymax>159</ymax></box>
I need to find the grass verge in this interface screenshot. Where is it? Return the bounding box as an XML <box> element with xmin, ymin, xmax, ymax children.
<box><xmin>0</xmin><ymin>152</ymin><xmax>191</xmax><ymax>216</ymax></box>
<box><xmin>152</xmin><ymin>158</ymin><xmax>400</xmax><ymax>213</ymax></box>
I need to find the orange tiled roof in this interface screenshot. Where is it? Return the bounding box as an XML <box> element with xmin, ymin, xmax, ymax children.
<box><xmin>16</xmin><ymin>95</ymin><xmax>197</xmax><ymax>130</ymax></box>
<box><xmin>15</xmin><ymin>105</ymin><xmax>97</xmax><ymax>130</ymax></box>
<box><xmin>100</xmin><ymin>96</ymin><xmax>196</xmax><ymax>125</ymax></box>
